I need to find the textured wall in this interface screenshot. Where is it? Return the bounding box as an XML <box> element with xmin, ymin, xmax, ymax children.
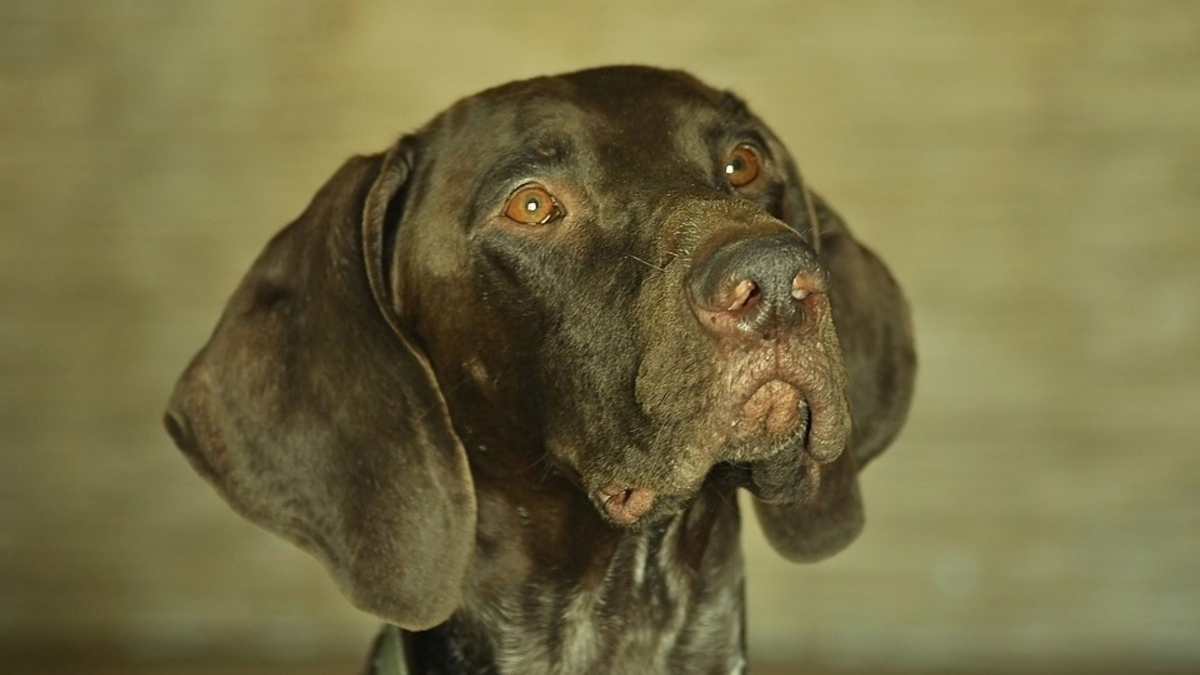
<box><xmin>2</xmin><ymin>1</ymin><xmax>1197</xmax><ymax>672</ymax></box>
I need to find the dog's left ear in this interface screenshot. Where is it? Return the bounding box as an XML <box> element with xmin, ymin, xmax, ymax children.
<box><xmin>754</xmin><ymin>178</ymin><xmax>916</xmax><ymax>562</ymax></box>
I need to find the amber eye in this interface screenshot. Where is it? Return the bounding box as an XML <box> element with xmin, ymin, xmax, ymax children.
<box><xmin>723</xmin><ymin>145</ymin><xmax>761</xmax><ymax>188</ymax></box>
<box><xmin>504</xmin><ymin>184</ymin><xmax>562</xmax><ymax>225</ymax></box>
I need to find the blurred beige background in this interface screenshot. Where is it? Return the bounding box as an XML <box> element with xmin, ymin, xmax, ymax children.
<box><xmin>2</xmin><ymin>1</ymin><xmax>1198</xmax><ymax>673</ymax></box>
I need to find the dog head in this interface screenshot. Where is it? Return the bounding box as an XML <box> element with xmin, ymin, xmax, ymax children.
<box><xmin>165</xmin><ymin>66</ymin><xmax>915</xmax><ymax>629</ymax></box>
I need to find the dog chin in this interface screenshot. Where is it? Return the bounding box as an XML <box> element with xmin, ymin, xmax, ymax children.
<box><xmin>706</xmin><ymin>432</ymin><xmax>822</xmax><ymax>507</ymax></box>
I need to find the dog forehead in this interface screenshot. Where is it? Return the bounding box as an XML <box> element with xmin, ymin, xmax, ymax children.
<box><xmin>485</xmin><ymin>66</ymin><xmax>725</xmax><ymax>119</ymax></box>
<box><xmin>426</xmin><ymin>67</ymin><xmax>735</xmax><ymax>161</ymax></box>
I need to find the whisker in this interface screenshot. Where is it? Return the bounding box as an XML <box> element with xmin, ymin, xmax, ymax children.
<box><xmin>413</xmin><ymin>376</ymin><xmax>472</xmax><ymax>422</ymax></box>
<box><xmin>796</xmin><ymin>174</ymin><xmax>822</xmax><ymax>254</ymax></box>
<box><xmin>777</xmin><ymin>219</ymin><xmax>805</xmax><ymax>239</ymax></box>
<box><xmin>626</xmin><ymin>254</ymin><xmax>666</xmax><ymax>273</ymax></box>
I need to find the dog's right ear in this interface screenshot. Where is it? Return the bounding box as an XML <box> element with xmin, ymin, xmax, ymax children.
<box><xmin>164</xmin><ymin>138</ymin><xmax>476</xmax><ymax>630</ymax></box>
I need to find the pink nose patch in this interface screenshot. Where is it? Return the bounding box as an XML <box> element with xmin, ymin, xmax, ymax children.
<box><xmin>741</xmin><ymin>380</ymin><xmax>803</xmax><ymax>435</ymax></box>
<box><xmin>597</xmin><ymin>486</ymin><xmax>656</xmax><ymax>525</ymax></box>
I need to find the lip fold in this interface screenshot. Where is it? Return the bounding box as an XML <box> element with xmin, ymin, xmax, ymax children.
<box><xmin>803</xmin><ymin>386</ymin><xmax>852</xmax><ymax>463</ymax></box>
<box><xmin>749</xmin><ymin>451</ymin><xmax>824</xmax><ymax>506</ymax></box>
<box><xmin>725</xmin><ymin>354</ymin><xmax>850</xmax><ymax>465</ymax></box>
<box><xmin>719</xmin><ymin>367</ymin><xmax>850</xmax><ymax>504</ymax></box>
<box><xmin>593</xmin><ymin>485</ymin><xmax>657</xmax><ymax>526</ymax></box>
<box><xmin>737</xmin><ymin>379</ymin><xmax>805</xmax><ymax>438</ymax></box>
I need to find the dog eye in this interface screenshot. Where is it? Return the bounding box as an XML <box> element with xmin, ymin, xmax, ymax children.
<box><xmin>723</xmin><ymin>145</ymin><xmax>761</xmax><ymax>188</ymax></box>
<box><xmin>504</xmin><ymin>184</ymin><xmax>563</xmax><ymax>225</ymax></box>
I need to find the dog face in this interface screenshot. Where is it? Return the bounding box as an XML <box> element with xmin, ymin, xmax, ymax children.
<box><xmin>166</xmin><ymin>66</ymin><xmax>915</xmax><ymax>629</ymax></box>
<box><xmin>388</xmin><ymin>68</ymin><xmax>851</xmax><ymax>526</ymax></box>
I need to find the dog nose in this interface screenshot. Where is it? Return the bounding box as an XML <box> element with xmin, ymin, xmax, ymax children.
<box><xmin>688</xmin><ymin>231</ymin><xmax>826</xmax><ymax>339</ymax></box>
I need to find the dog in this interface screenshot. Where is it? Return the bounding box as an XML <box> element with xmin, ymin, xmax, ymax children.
<box><xmin>165</xmin><ymin>65</ymin><xmax>915</xmax><ymax>675</ymax></box>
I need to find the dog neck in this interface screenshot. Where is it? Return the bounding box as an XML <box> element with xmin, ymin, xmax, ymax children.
<box><xmin>402</xmin><ymin>480</ymin><xmax>748</xmax><ymax>675</ymax></box>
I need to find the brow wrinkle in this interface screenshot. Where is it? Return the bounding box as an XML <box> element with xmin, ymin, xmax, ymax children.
<box><xmin>717</xmin><ymin>91</ymin><xmax>751</xmax><ymax>118</ymax></box>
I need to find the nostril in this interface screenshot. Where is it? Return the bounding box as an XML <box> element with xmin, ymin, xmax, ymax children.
<box><xmin>792</xmin><ymin>272</ymin><xmax>821</xmax><ymax>302</ymax></box>
<box><xmin>727</xmin><ymin>279</ymin><xmax>760</xmax><ymax>312</ymax></box>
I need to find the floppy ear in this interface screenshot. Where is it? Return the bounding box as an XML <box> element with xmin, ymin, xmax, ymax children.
<box><xmin>753</xmin><ymin>178</ymin><xmax>916</xmax><ymax>562</ymax></box>
<box><xmin>164</xmin><ymin>141</ymin><xmax>476</xmax><ymax>629</ymax></box>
